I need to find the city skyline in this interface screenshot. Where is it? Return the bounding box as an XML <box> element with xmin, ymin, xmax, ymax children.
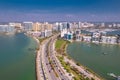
<box><xmin>0</xmin><ymin>0</ymin><xmax>120</xmax><ymax>22</ymax></box>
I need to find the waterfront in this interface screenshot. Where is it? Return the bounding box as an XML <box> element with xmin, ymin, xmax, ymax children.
<box><xmin>0</xmin><ymin>33</ymin><xmax>38</xmax><ymax>80</ymax></box>
<box><xmin>67</xmin><ymin>42</ymin><xmax>120</xmax><ymax>80</ymax></box>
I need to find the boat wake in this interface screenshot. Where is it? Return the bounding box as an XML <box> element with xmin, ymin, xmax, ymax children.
<box><xmin>107</xmin><ymin>73</ymin><xmax>120</xmax><ymax>80</ymax></box>
<box><xmin>107</xmin><ymin>73</ymin><xmax>116</xmax><ymax>78</ymax></box>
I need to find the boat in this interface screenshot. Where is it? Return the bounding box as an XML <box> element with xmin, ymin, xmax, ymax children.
<box><xmin>102</xmin><ymin>52</ymin><xmax>108</xmax><ymax>55</ymax></box>
<box><xmin>107</xmin><ymin>73</ymin><xmax>120</xmax><ymax>80</ymax></box>
<box><xmin>107</xmin><ymin>73</ymin><xmax>116</xmax><ymax>78</ymax></box>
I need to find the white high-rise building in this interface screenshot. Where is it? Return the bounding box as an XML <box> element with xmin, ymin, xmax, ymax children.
<box><xmin>101</xmin><ymin>23</ymin><xmax>105</xmax><ymax>27</ymax></box>
<box><xmin>0</xmin><ymin>25</ymin><xmax>15</xmax><ymax>33</ymax></box>
<box><xmin>78</xmin><ymin>22</ymin><xmax>81</xmax><ymax>28</ymax></box>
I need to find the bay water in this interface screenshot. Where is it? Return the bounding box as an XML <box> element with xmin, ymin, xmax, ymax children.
<box><xmin>67</xmin><ymin>42</ymin><xmax>120</xmax><ymax>80</ymax></box>
<box><xmin>0</xmin><ymin>33</ymin><xmax>38</xmax><ymax>80</ymax></box>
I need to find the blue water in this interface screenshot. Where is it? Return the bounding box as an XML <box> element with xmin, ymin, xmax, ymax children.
<box><xmin>67</xmin><ymin>42</ymin><xmax>120</xmax><ymax>80</ymax></box>
<box><xmin>0</xmin><ymin>33</ymin><xmax>38</xmax><ymax>80</ymax></box>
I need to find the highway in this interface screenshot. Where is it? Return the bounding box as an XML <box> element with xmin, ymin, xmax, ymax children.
<box><xmin>47</xmin><ymin>35</ymin><xmax>72</xmax><ymax>80</ymax></box>
<box><xmin>37</xmin><ymin>34</ymin><xmax>72</xmax><ymax>80</ymax></box>
<box><xmin>41</xmin><ymin>39</ymin><xmax>59</xmax><ymax>80</ymax></box>
<box><xmin>35</xmin><ymin>38</ymin><xmax>46</xmax><ymax>80</ymax></box>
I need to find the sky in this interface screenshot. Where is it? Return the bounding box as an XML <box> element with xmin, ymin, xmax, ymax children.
<box><xmin>0</xmin><ymin>0</ymin><xmax>120</xmax><ymax>22</ymax></box>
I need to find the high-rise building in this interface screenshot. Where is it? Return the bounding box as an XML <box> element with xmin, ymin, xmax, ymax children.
<box><xmin>113</xmin><ymin>23</ymin><xmax>117</xmax><ymax>27</ymax></box>
<box><xmin>44</xmin><ymin>22</ymin><xmax>52</xmax><ymax>31</ymax></box>
<box><xmin>23</xmin><ymin>22</ymin><xmax>33</xmax><ymax>31</ymax></box>
<box><xmin>58</xmin><ymin>23</ymin><xmax>63</xmax><ymax>31</ymax></box>
<box><xmin>101</xmin><ymin>23</ymin><xmax>105</xmax><ymax>27</ymax></box>
<box><xmin>9</xmin><ymin>23</ymin><xmax>22</xmax><ymax>29</ymax></box>
<box><xmin>0</xmin><ymin>25</ymin><xmax>15</xmax><ymax>33</ymax></box>
<box><xmin>32</xmin><ymin>22</ymin><xmax>42</xmax><ymax>31</ymax></box>
<box><xmin>62</xmin><ymin>22</ymin><xmax>68</xmax><ymax>29</ymax></box>
<box><xmin>78</xmin><ymin>22</ymin><xmax>81</xmax><ymax>29</ymax></box>
<box><xmin>117</xmin><ymin>24</ymin><xmax>120</xmax><ymax>27</ymax></box>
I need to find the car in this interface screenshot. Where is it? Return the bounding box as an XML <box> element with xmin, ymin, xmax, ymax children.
<box><xmin>69</xmin><ymin>74</ymin><xmax>72</xmax><ymax>76</ymax></box>
<box><xmin>58</xmin><ymin>70</ymin><xmax>61</xmax><ymax>72</ymax></box>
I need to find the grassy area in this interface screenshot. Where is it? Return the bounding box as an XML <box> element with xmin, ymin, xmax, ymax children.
<box><xmin>57</xmin><ymin>56</ymin><xmax>89</xmax><ymax>80</ymax></box>
<box><xmin>55</xmin><ymin>39</ymin><xmax>66</xmax><ymax>50</ymax></box>
<box><xmin>55</xmin><ymin>39</ymin><xmax>70</xmax><ymax>55</ymax></box>
<box><xmin>55</xmin><ymin>39</ymin><xmax>91</xmax><ymax>80</ymax></box>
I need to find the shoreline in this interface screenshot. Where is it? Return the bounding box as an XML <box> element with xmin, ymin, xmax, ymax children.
<box><xmin>55</xmin><ymin>39</ymin><xmax>103</xmax><ymax>80</ymax></box>
<box><xmin>32</xmin><ymin>36</ymin><xmax>41</xmax><ymax>80</ymax></box>
<box><xmin>65</xmin><ymin>44</ymin><xmax>104</xmax><ymax>80</ymax></box>
<box><xmin>34</xmin><ymin>37</ymin><xmax>39</xmax><ymax>80</ymax></box>
<box><xmin>65</xmin><ymin>47</ymin><xmax>104</xmax><ymax>80</ymax></box>
<box><xmin>34</xmin><ymin>37</ymin><xmax>41</xmax><ymax>80</ymax></box>
<box><xmin>73</xmin><ymin>40</ymin><xmax>120</xmax><ymax>46</ymax></box>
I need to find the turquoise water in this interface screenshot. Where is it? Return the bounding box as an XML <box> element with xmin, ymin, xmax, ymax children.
<box><xmin>67</xmin><ymin>42</ymin><xmax>120</xmax><ymax>80</ymax></box>
<box><xmin>0</xmin><ymin>33</ymin><xmax>38</xmax><ymax>80</ymax></box>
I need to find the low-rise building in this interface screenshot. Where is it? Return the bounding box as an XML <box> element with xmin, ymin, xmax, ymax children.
<box><xmin>9</xmin><ymin>23</ymin><xmax>22</xmax><ymax>29</ymax></box>
<box><xmin>83</xmin><ymin>36</ymin><xmax>92</xmax><ymax>42</ymax></box>
<box><xmin>61</xmin><ymin>29</ymin><xmax>73</xmax><ymax>40</ymax></box>
<box><xmin>75</xmin><ymin>29</ymin><xmax>82</xmax><ymax>41</ymax></box>
<box><xmin>61</xmin><ymin>29</ymin><xmax>67</xmax><ymax>38</ymax></box>
<box><xmin>45</xmin><ymin>30</ymin><xmax>52</xmax><ymax>37</ymax></box>
<box><xmin>101</xmin><ymin>36</ymin><xmax>117</xmax><ymax>44</ymax></box>
<box><xmin>30</xmin><ymin>31</ymin><xmax>41</xmax><ymax>37</ymax></box>
<box><xmin>66</xmin><ymin>32</ymin><xmax>73</xmax><ymax>40</ymax></box>
<box><xmin>92</xmin><ymin>32</ymin><xmax>101</xmax><ymax>43</ymax></box>
<box><xmin>76</xmin><ymin>35</ymin><xmax>83</xmax><ymax>41</ymax></box>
